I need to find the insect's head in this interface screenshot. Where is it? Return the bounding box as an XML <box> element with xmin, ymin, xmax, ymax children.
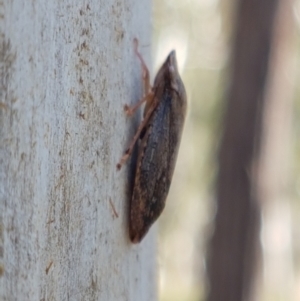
<box><xmin>166</xmin><ymin>50</ymin><xmax>178</xmax><ymax>73</ymax></box>
<box><xmin>152</xmin><ymin>49</ymin><xmax>187</xmax><ymax>116</ymax></box>
<box><xmin>153</xmin><ymin>50</ymin><xmax>184</xmax><ymax>97</ymax></box>
<box><xmin>166</xmin><ymin>50</ymin><xmax>181</xmax><ymax>92</ymax></box>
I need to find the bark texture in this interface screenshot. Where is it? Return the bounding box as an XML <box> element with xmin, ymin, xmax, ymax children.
<box><xmin>0</xmin><ymin>1</ymin><xmax>156</xmax><ymax>301</ymax></box>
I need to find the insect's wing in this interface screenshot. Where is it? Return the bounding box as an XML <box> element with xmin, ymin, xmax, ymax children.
<box><xmin>129</xmin><ymin>95</ymin><xmax>179</xmax><ymax>243</ymax></box>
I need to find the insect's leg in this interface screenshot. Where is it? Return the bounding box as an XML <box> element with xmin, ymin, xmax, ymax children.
<box><xmin>117</xmin><ymin>97</ymin><xmax>158</xmax><ymax>170</ymax></box>
<box><xmin>123</xmin><ymin>39</ymin><xmax>152</xmax><ymax>116</ymax></box>
<box><xmin>133</xmin><ymin>39</ymin><xmax>157</xmax><ymax>117</ymax></box>
<box><xmin>124</xmin><ymin>91</ymin><xmax>154</xmax><ymax>116</ymax></box>
<box><xmin>117</xmin><ymin>39</ymin><xmax>157</xmax><ymax>170</ymax></box>
<box><xmin>133</xmin><ymin>38</ymin><xmax>151</xmax><ymax>96</ymax></box>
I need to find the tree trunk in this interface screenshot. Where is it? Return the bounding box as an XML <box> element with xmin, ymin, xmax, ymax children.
<box><xmin>206</xmin><ymin>0</ymin><xmax>280</xmax><ymax>300</ymax></box>
<box><xmin>257</xmin><ymin>0</ymin><xmax>296</xmax><ymax>298</ymax></box>
<box><xmin>0</xmin><ymin>1</ymin><xmax>156</xmax><ymax>301</ymax></box>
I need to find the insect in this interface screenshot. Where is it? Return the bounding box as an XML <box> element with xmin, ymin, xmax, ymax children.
<box><xmin>117</xmin><ymin>39</ymin><xmax>187</xmax><ymax>243</ymax></box>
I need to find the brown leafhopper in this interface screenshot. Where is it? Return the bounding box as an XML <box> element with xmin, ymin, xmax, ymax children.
<box><xmin>117</xmin><ymin>39</ymin><xmax>187</xmax><ymax>243</ymax></box>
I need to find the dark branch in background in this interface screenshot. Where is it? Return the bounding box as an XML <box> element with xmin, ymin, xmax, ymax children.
<box><xmin>206</xmin><ymin>0</ymin><xmax>280</xmax><ymax>300</ymax></box>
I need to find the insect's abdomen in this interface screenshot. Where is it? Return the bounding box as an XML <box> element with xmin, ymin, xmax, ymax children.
<box><xmin>129</xmin><ymin>92</ymin><xmax>185</xmax><ymax>243</ymax></box>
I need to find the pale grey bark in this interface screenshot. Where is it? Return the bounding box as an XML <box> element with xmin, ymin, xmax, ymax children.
<box><xmin>0</xmin><ymin>1</ymin><xmax>156</xmax><ymax>301</ymax></box>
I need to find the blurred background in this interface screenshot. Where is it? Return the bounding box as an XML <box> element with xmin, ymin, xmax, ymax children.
<box><xmin>150</xmin><ymin>0</ymin><xmax>300</xmax><ymax>300</ymax></box>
